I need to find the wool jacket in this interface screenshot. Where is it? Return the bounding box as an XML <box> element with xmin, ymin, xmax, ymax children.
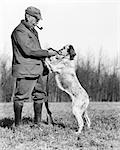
<box><xmin>11</xmin><ymin>20</ymin><xmax>49</xmax><ymax>77</ymax></box>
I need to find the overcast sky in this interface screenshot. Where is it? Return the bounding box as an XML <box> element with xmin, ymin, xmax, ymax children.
<box><xmin>0</xmin><ymin>0</ymin><xmax>120</xmax><ymax>67</ymax></box>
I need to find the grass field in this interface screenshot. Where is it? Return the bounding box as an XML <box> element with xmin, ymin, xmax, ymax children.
<box><xmin>0</xmin><ymin>102</ymin><xmax>120</xmax><ymax>150</ymax></box>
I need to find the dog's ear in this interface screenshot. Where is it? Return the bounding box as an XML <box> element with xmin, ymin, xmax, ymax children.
<box><xmin>68</xmin><ymin>45</ymin><xmax>76</xmax><ymax>60</ymax></box>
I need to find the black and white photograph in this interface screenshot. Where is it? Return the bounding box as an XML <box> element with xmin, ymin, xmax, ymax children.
<box><xmin>0</xmin><ymin>0</ymin><xmax>120</xmax><ymax>149</ymax></box>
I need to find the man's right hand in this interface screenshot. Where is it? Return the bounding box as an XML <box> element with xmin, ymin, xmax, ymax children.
<box><xmin>48</xmin><ymin>48</ymin><xmax>58</xmax><ymax>57</ymax></box>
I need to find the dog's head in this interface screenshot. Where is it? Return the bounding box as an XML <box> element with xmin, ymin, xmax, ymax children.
<box><xmin>46</xmin><ymin>44</ymin><xmax>76</xmax><ymax>65</ymax></box>
<box><xmin>58</xmin><ymin>45</ymin><xmax>76</xmax><ymax>60</ymax></box>
<box><xmin>60</xmin><ymin>44</ymin><xmax>76</xmax><ymax>60</ymax></box>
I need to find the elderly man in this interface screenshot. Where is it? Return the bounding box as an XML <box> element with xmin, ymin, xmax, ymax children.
<box><xmin>11</xmin><ymin>6</ymin><xmax>57</xmax><ymax>127</ymax></box>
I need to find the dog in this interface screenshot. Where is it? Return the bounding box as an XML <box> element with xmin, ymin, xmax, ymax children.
<box><xmin>45</xmin><ymin>45</ymin><xmax>91</xmax><ymax>133</ymax></box>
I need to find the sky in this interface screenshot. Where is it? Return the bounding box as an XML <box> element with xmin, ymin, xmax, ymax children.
<box><xmin>0</xmin><ymin>0</ymin><xmax>120</xmax><ymax>69</ymax></box>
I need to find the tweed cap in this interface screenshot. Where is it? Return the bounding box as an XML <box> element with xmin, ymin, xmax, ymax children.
<box><xmin>25</xmin><ymin>6</ymin><xmax>42</xmax><ymax>20</ymax></box>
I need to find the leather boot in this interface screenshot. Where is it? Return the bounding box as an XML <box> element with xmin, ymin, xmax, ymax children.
<box><xmin>13</xmin><ymin>101</ymin><xmax>23</xmax><ymax>127</ymax></box>
<box><xmin>33</xmin><ymin>102</ymin><xmax>43</xmax><ymax>124</ymax></box>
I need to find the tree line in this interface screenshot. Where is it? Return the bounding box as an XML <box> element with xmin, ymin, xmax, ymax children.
<box><xmin>0</xmin><ymin>55</ymin><xmax>120</xmax><ymax>102</ymax></box>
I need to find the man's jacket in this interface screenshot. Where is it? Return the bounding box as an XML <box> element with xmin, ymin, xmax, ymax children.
<box><xmin>11</xmin><ymin>20</ymin><xmax>49</xmax><ymax>78</ymax></box>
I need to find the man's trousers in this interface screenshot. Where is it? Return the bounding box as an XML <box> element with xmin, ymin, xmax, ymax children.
<box><xmin>12</xmin><ymin>75</ymin><xmax>48</xmax><ymax>126</ymax></box>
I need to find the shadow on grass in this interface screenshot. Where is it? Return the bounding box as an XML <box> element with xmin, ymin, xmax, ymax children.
<box><xmin>0</xmin><ymin>117</ymin><xmax>33</xmax><ymax>128</ymax></box>
<box><xmin>0</xmin><ymin>117</ymin><xmax>78</xmax><ymax>131</ymax></box>
<box><xmin>42</xmin><ymin>119</ymin><xmax>66</xmax><ymax>128</ymax></box>
<box><xmin>0</xmin><ymin>118</ymin><xmax>14</xmax><ymax>128</ymax></box>
<box><xmin>51</xmin><ymin>118</ymin><xmax>78</xmax><ymax>131</ymax></box>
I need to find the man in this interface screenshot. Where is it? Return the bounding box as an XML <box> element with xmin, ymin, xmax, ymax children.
<box><xmin>11</xmin><ymin>6</ymin><xmax>57</xmax><ymax>127</ymax></box>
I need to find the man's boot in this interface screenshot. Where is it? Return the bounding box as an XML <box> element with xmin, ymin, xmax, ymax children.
<box><xmin>33</xmin><ymin>102</ymin><xmax>43</xmax><ymax>124</ymax></box>
<box><xmin>13</xmin><ymin>101</ymin><xmax>23</xmax><ymax>127</ymax></box>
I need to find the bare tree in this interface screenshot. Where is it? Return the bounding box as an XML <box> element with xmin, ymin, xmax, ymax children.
<box><xmin>0</xmin><ymin>60</ymin><xmax>14</xmax><ymax>102</ymax></box>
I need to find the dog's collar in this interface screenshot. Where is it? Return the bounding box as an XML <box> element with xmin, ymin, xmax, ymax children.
<box><xmin>60</xmin><ymin>53</ymin><xmax>69</xmax><ymax>59</ymax></box>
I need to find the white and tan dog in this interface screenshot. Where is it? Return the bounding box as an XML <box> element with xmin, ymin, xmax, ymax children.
<box><xmin>46</xmin><ymin>45</ymin><xmax>91</xmax><ymax>133</ymax></box>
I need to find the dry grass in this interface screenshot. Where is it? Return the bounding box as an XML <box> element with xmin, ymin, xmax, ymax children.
<box><xmin>0</xmin><ymin>102</ymin><xmax>120</xmax><ymax>150</ymax></box>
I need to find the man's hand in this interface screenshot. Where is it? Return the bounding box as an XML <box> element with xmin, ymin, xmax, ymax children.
<box><xmin>48</xmin><ymin>48</ymin><xmax>55</xmax><ymax>51</ymax></box>
<box><xmin>48</xmin><ymin>48</ymin><xmax>58</xmax><ymax>56</ymax></box>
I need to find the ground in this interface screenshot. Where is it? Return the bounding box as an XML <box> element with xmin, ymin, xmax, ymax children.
<box><xmin>0</xmin><ymin>102</ymin><xmax>120</xmax><ymax>150</ymax></box>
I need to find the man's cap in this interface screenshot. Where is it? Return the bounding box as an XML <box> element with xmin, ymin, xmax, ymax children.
<box><xmin>25</xmin><ymin>6</ymin><xmax>42</xmax><ymax>20</ymax></box>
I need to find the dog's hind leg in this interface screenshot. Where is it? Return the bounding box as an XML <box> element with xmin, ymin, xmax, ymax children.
<box><xmin>72</xmin><ymin>105</ymin><xmax>84</xmax><ymax>134</ymax></box>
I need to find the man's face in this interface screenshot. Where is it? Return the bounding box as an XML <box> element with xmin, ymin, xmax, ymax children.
<box><xmin>28</xmin><ymin>15</ymin><xmax>39</xmax><ymax>27</ymax></box>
